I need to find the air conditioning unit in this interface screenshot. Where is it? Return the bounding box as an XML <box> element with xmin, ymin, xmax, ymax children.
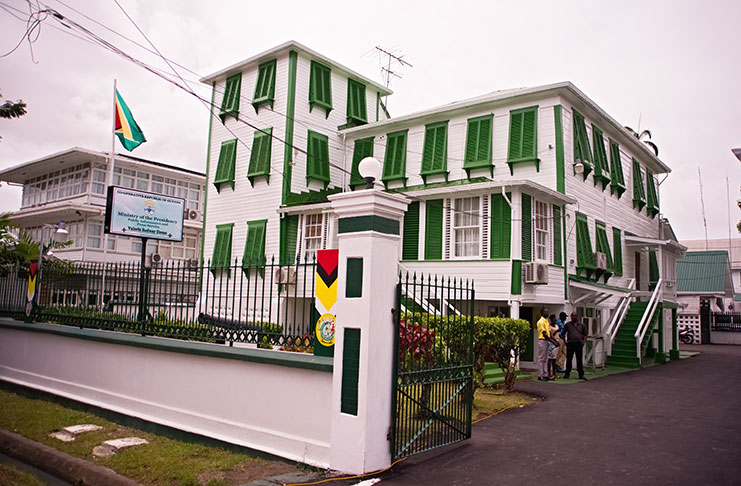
<box><xmin>583</xmin><ymin>317</ymin><xmax>601</xmax><ymax>336</ymax></box>
<box><xmin>594</xmin><ymin>252</ymin><xmax>607</xmax><ymax>270</ymax></box>
<box><xmin>524</xmin><ymin>262</ymin><xmax>548</xmax><ymax>284</ymax></box>
<box><xmin>150</xmin><ymin>253</ymin><xmax>163</xmax><ymax>265</ymax></box>
<box><xmin>274</xmin><ymin>267</ymin><xmax>296</xmax><ymax>284</ymax></box>
<box><xmin>183</xmin><ymin>209</ymin><xmax>199</xmax><ymax>220</ymax></box>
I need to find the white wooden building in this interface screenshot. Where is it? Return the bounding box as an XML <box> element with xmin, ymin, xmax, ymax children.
<box><xmin>200</xmin><ymin>41</ymin><xmax>686</xmax><ymax>367</ymax></box>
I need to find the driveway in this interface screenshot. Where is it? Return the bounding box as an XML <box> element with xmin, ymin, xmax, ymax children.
<box><xmin>354</xmin><ymin>345</ymin><xmax>741</xmax><ymax>486</ymax></box>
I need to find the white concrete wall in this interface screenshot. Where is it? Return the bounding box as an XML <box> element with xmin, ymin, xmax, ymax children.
<box><xmin>710</xmin><ymin>331</ymin><xmax>741</xmax><ymax>345</ymax></box>
<box><xmin>0</xmin><ymin>324</ymin><xmax>333</xmax><ymax>467</ymax></box>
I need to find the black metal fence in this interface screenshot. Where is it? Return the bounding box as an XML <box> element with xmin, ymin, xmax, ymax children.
<box><xmin>0</xmin><ymin>257</ymin><xmax>318</xmax><ymax>350</ymax></box>
<box><xmin>391</xmin><ymin>272</ymin><xmax>475</xmax><ymax>460</ymax></box>
<box><xmin>712</xmin><ymin>312</ymin><xmax>741</xmax><ymax>332</ymax></box>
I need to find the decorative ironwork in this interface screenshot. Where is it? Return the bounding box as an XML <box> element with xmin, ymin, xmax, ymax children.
<box><xmin>391</xmin><ymin>272</ymin><xmax>475</xmax><ymax>460</ymax></box>
<box><xmin>0</xmin><ymin>257</ymin><xmax>317</xmax><ymax>351</ymax></box>
<box><xmin>712</xmin><ymin>312</ymin><xmax>741</xmax><ymax>332</ymax></box>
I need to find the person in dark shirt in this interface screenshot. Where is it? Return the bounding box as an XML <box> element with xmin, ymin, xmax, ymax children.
<box><xmin>563</xmin><ymin>312</ymin><xmax>588</xmax><ymax>380</ymax></box>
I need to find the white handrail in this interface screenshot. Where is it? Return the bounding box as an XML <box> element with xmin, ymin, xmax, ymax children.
<box><xmin>604</xmin><ymin>279</ymin><xmax>635</xmax><ymax>356</ymax></box>
<box><xmin>634</xmin><ymin>278</ymin><xmax>663</xmax><ymax>364</ymax></box>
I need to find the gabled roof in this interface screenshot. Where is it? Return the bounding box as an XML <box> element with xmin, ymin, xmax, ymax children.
<box><xmin>676</xmin><ymin>250</ymin><xmax>734</xmax><ymax>295</ymax></box>
<box><xmin>341</xmin><ymin>81</ymin><xmax>670</xmax><ymax>174</ymax></box>
<box><xmin>199</xmin><ymin>40</ymin><xmax>392</xmax><ymax>96</ymax></box>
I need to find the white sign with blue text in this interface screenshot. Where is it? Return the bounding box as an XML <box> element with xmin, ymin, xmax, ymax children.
<box><xmin>107</xmin><ymin>187</ymin><xmax>184</xmax><ymax>242</ymax></box>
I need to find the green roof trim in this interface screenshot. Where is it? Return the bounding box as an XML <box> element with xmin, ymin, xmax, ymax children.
<box><xmin>676</xmin><ymin>250</ymin><xmax>731</xmax><ymax>293</ymax></box>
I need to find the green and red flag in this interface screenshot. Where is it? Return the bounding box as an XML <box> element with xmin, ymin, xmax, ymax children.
<box><xmin>114</xmin><ymin>89</ymin><xmax>146</xmax><ymax>151</ymax></box>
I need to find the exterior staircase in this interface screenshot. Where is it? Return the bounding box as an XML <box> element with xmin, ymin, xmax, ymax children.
<box><xmin>606</xmin><ymin>301</ymin><xmax>657</xmax><ymax>368</ymax></box>
<box><xmin>483</xmin><ymin>362</ymin><xmax>533</xmax><ymax>386</ymax></box>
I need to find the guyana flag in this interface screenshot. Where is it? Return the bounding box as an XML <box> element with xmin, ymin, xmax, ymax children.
<box><xmin>114</xmin><ymin>89</ymin><xmax>146</xmax><ymax>151</ymax></box>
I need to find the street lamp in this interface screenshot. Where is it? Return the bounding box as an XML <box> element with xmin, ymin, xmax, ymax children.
<box><xmin>34</xmin><ymin>221</ymin><xmax>68</xmax><ymax>311</ymax></box>
<box><xmin>358</xmin><ymin>157</ymin><xmax>382</xmax><ymax>189</ymax></box>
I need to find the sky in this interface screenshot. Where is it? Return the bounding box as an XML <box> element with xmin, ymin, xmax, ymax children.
<box><xmin>1</xmin><ymin>0</ymin><xmax>740</xmax><ymax>242</ymax></box>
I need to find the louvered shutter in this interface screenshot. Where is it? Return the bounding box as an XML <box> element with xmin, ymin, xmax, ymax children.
<box><xmin>464</xmin><ymin>118</ymin><xmax>480</xmax><ymax>164</ymax></box>
<box><xmin>521</xmin><ymin>194</ymin><xmax>532</xmax><ymax>262</ymax></box>
<box><xmin>402</xmin><ymin>201</ymin><xmax>420</xmax><ymax>260</ymax></box>
<box><xmin>424</xmin><ymin>200</ymin><xmax>443</xmax><ymax>260</ymax></box>
<box><xmin>521</xmin><ymin>109</ymin><xmax>537</xmax><ymax>159</ymax></box>
<box><xmin>508</xmin><ymin>111</ymin><xmax>523</xmax><ymax>161</ymax></box>
<box><xmin>481</xmin><ymin>195</ymin><xmax>489</xmax><ymax>258</ymax></box>
<box><xmin>350</xmin><ymin>138</ymin><xmax>374</xmax><ymax>186</ymax></box>
<box><xmin>477</xmin><ymin>116</ymin><xmax>492</xmax><ymax>163</ymax></box>
<box><xmin>613</xmin><ymin>228</ymin><xmax>623</xmax><ymax>276</ymax></box>
<box><xmin>443</xmin><ymin>199</ymin><xmax>451</xmax><ymax>259</ymax></box>
<box><xmin>490</xmin><ymin>193</ymin><xmax>511</xmax><ymax>259</ymax></box>
<box><xmin>321</xmin><ymin>214</ymin><xmax>329</xmax><ymax>249</ymax></box>
<box><xmin>280</xmin><ymin>215</ymin><xmax>299</xmax><ymax>266</ymax></box>
<box><xmin>553</xmin><ymin>205</ymin><xmax>562</xmax><ymax>266</ymax></box>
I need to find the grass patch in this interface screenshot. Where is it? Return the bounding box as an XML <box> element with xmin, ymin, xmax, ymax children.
<box><xmin>0</xmin><ymin>389</ymin><xmax>296</xmax><ymax>486</ymax></box>
<box><xmin>473</xmin><ymin>388</ymin><xmax>532</xmax><ymax>421</ymax></box>
<box><xmin>0</xmin><ymin>463</ymin><xmax>45</xmax><ymax>486</ymax></box>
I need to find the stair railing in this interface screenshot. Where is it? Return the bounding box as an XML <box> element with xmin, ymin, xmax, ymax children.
<box><xmin>397</xmin><ymin>264</ymin><xmax>462</xmax><ymax>316</ymax></box>
<box><xmin>604</xmin><ymin>279</ymin><xmax>635</xmax><ymax>356</ymax></box>
<box><xmin>634</xmin><ymin>278</ymin><xmax>663</xmax><ymax>365</ymax></box>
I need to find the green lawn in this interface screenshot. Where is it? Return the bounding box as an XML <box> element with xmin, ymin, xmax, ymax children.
<box><xmin>0</xmin><ymin>388</ymin><xmax>296</xmax><ymax>486</ymax></box>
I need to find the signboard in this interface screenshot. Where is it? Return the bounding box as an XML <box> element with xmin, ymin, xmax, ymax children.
<box><xmin>314</xmin><ymin>249</ymin><xmax>338</xmax><ymax>357</ymax></box>
<box><xmin>105</xmin><ymin>186</ymin><xmax>184</xmax><ymax>242</ymax></box>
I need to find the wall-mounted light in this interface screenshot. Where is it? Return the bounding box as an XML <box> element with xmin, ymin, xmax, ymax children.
<box><xmin>358</xmin><ymin>157</ymin><xmax>382</xmax><ymax>189</ymax></box>
<box><xmin>573</xmin><ymin>158</ymin><xmax>585</xmax><ymax>175</ymax></box>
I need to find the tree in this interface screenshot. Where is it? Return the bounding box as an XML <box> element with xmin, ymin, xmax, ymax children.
<box><xmin>0</xmin><ymin>213</ymin><xmax>73</xmax><ymax>272</ymax></box>
<box><xmin>625</xmin><ymin>126</ymin><xmax>659</xmax><ymax>156</ymax></box>
<box><xmin>0</xmin><ymin>91</ymin><xmax>27</xmax><ymax>119</ymax></box>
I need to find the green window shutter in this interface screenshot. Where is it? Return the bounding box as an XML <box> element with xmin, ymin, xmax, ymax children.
<box><xmin>595</xmin><ymin>221</ymin><xmax>614</xmax><ymax>278</ymax></box>
<box><xmin>381</xmin><ymin>130</ymin><xmax>408</xmax><ymax>184</ymax></box>
<box><xmin>424</xmin><ymin>199</ymin><xmax>443</xmax><ymax>260</ymax></box>
<box><xmin>420</xmin><ymin>121</ymin><xmax>449</xmax><ymax>182</ymax></box>
<box><xmin>309</xmin><ymin>61</ymin><xmax>332</xmax><ymax>116</ymax></box>
<box><xmin>213</xmin><ymin>139</ymin><xmax>237</xmax><ymax>192</ymax></box>
<box><xmin>591</xmin><ymin>125</ymin><xmax>610</xmax><ymax>190</ymax></box>
<box><xmin>609</xmin><ymin>139</ymin><xmax>626</xmax><ymax>198</ymax></box>
<box><xmin>507</xmin><ymin>106</ymin><xmax>539</xmax><ymax>175</ymax></box>
<box><xmin>350</xmin><ymin>137</ymin><xmax>374</xmax><ymax>187</ymax></box>
<box><xmin>243</xmin><ymin>219</ymin><xmax>268</xmax><ymax>274</ymax></box>
<box><xmin>575</xmin><ymin>212</ymin><xmax>594</xmax><ymax>277</ymax></box>
<box><xmin>649</xmin><ymin>249</ymin><xmax>659</xmax><ymax>290</ymax></box>
<box><xmin>402</xmin><ymin>201</ymin><xmax>420</xmax><ymax>260</ymax></box>
<box><xmin>612</xmin><ymin>227</ymin><xmax>623</xmax><ymax>276</ymax></box>
<box><xmin>553</xmin><ymin>205</ymin><xmax>562</xmax><ymax>266</ymax></box>
<box><xmin>280</xmin><ymin>215</ymin><xmax>299</xmax><ymax>266</ymax></box>
<box><xmin>253</xmin><ymin>59</ymin><xmax>276</xmax><ymax>112</ymax></box>
<box><xmin>219</xmin><ymin>73</ymin><xmax>241</xmax><ymax>122</ymax></box>
<box><xmin>306</xmin><ymin>130</ymin><xmax>330</xmax><ymax>188</ymax></box>
<box><xmin>572</xmin><ymin>109</ymin><xmax>593</xmax><ymax>180</ymax></box>
<box><xmin>646</xmin><ymin>169</ymin><xmax>659</xmax><ymax>218</ymax></box>
<box><xmin>490</xmin><ymin>193</ymin><xmax>511</xmax><ymax>259</ymax></box>
<box><xmin>247</xmin><ymin>128</ymin><xmax>272</xmax><ymax>186</ymax></box>
<box><xmin>632</xmin><ymin>159</ymin><xmax>646</xmax><ymax>211</ymax></box>
<box><xmin>346</xmin><ymin>79</ymin><xmax>367</xmax><ymax>125</ymax></box>
<box><xmin>211</xmin><ymin>223</ymin><xmax>234</xmax><ymax>276</ymax></box>
<box><xmin>463</xmin><ymin>115</ymin><xmax>493</xmax><ymax>177</ymax></box>
<box><xmin>521</xmin><ymin>193</ymin><xmax>532</xmax><ymax>262</ymax></box>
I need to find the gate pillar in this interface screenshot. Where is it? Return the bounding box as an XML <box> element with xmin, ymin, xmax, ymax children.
<box><xmin>327</xmin><ymin>189</ymin><xmax>409</xmax><ymax>474</ymax></box>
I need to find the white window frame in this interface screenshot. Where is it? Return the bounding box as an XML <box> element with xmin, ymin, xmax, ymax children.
<box><xmin>534</xmin><ymin>199</ymin><xmax>551</xmax><ymax>263</ymax></box>
<box><xmin>452</xmin><ymin>196</ymin><xmax>481</xmax><ymax>258</ymax></box>
<box><xmin>302</xmin><ymin>213</ymin><xmax>324</xmax><ymax>260</ymax></box>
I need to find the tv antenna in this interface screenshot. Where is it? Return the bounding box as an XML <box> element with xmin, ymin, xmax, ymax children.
<box><xmin>364</xmin><ymin>46</ymin><xmax>412</xmax><ymax>111</ymax></box>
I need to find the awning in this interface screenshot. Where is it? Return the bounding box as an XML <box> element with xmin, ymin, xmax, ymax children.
<box><xmin>624</xmin><ymin>234</ymin><xmax>686</xmax><ymax>253</ymax></box>
<box><xmin>569</xmin><ymin>276</ymin><xmax>634</xmax><ymax>306</ymax></box>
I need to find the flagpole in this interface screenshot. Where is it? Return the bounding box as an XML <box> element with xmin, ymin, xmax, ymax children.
<box><xmin>100</xmin><ymin>79</ymin><xmax>117</xmax><ymax>309</ymax></box>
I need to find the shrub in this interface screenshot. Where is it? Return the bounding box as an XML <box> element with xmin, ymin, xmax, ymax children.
<box><xmin>473</xmin><ymin>317</ymin><xmax>530</xmax><ymax>392</ymax></box>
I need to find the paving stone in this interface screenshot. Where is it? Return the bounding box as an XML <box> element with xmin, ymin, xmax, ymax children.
<box><xmin>92</xmin><ymin>445</ymin><xmax>116</xmax><ymax>458</ymax></box>
<box><xmin>103</xmin><ymin>437</ymin><xmax>148</xmax><ymax>451</ymax></box>
<box><xmin>63</xmin><ymin>424</ymin><xmax>102</xmax><ymax>435</ymax></box>
<box><xmin>49</xmin><ymin>431</ymin><xmax>76</xmax><ymax>442</ymax></box>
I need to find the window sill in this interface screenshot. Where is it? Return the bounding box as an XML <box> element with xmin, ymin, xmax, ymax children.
<box><xmin>305</xmin><ymin>175</ymin><xmax>329</xmax><ymax>190</ymax></box>
<box><xmin>309</xmin><ymin>100</ymin><xmax>332</xmax><ymax>119</ymax></box>
<box><xmin>462</xmin><ymin>162</ymin><xmax>494</xmax><ymax>178</ymax></box>
<box><xmin>611</xmin><ymin>183</ymin><xmax>626</xmax><ymax>199</ymax></box>
<box><xmin>420</xmin><ymin>169</ymin><xmax>449</xmax><ymax>184</ymax></box>
<box><xmin>252</xmin><ymin>98</ymin><xmax>273</xmax><ymax>114</ymax></box>
<box><xmin>247</xmin><ymin>172</ymin><xmax>270</xmax><ymax>187</ymax></box>
<box><xmin>381</xmin><ymin>176</ymin><xmax>408</xmax><ymax>189</ymax></box>
<box><xmin>219</xmin><ymin>110</ymin><xmax>238</xmax><ymax>123</ymax></box>
<box><xmin>212</xmin><ymin>180</ymin><xmax>234</xmax><ymax>193</ymax></box>
<box><xmin>593</xmin><ymin>173</ymin><xmax>610</xmax><ymax>190</ymax></box>
<box><xmin>506</xmin><ymin>157</ymin><xmax>540</xmax><ymax>176</ymax></box>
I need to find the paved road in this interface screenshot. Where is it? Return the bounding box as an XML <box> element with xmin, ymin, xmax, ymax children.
<box><xmin>356</xmin><ymin>345</ymin><xmax>741</xmax><ymax>486</ymax></box>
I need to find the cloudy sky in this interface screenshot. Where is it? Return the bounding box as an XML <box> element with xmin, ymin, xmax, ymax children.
<box><xmin>1</xmin><ymin>0</ymin><xmax>740</xmax><ymax>242</ymax></box>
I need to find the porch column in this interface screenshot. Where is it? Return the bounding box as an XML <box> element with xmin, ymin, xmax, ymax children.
<box><xmin>509</xmin><ymin>189</ymin><xmax>522</xmax><ymax>318</ymax></box>
<box><xmin>670</xmin><ymin>307</ymin><xmax>680</xmax><ymax>360</ymax></box>
<box><xmin>655</xmin><ymin>303</ymin><xmax>666</xmax><ymax>364</ymax></box>
<box><xmin>327</xmin><ymin>189</ymin><xmax>410</xmax><ymax>474</ymax></box>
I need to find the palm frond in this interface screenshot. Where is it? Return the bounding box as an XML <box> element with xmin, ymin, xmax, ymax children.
<box><xmin>644</xmin><ymin>140</ymin><xmax>659</xmax><ymax>156</ymax></box>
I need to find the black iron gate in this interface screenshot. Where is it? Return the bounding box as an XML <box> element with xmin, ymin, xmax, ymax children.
<box><xmin>391</xmin><ymin>272</ymin><xmax>475</xmax><ymax>460</ymax></box>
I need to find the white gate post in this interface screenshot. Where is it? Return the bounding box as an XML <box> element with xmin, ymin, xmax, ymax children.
<box><xmin>327</xmin><ymin>189</ymin><xmax>409</xmax><ymax>474</ymax></box>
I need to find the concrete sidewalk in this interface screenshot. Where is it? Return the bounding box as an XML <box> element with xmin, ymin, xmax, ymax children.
<box><xmin>346</xmin><ymin>344</ymin><xmax>741</xmax><ymax>486</ymax></box>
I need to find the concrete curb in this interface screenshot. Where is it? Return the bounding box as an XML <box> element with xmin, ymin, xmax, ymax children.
<box><xmin>0</xmin><ymin>429</ymin><xmax>141</xmax><ymax>486</ymax></box>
